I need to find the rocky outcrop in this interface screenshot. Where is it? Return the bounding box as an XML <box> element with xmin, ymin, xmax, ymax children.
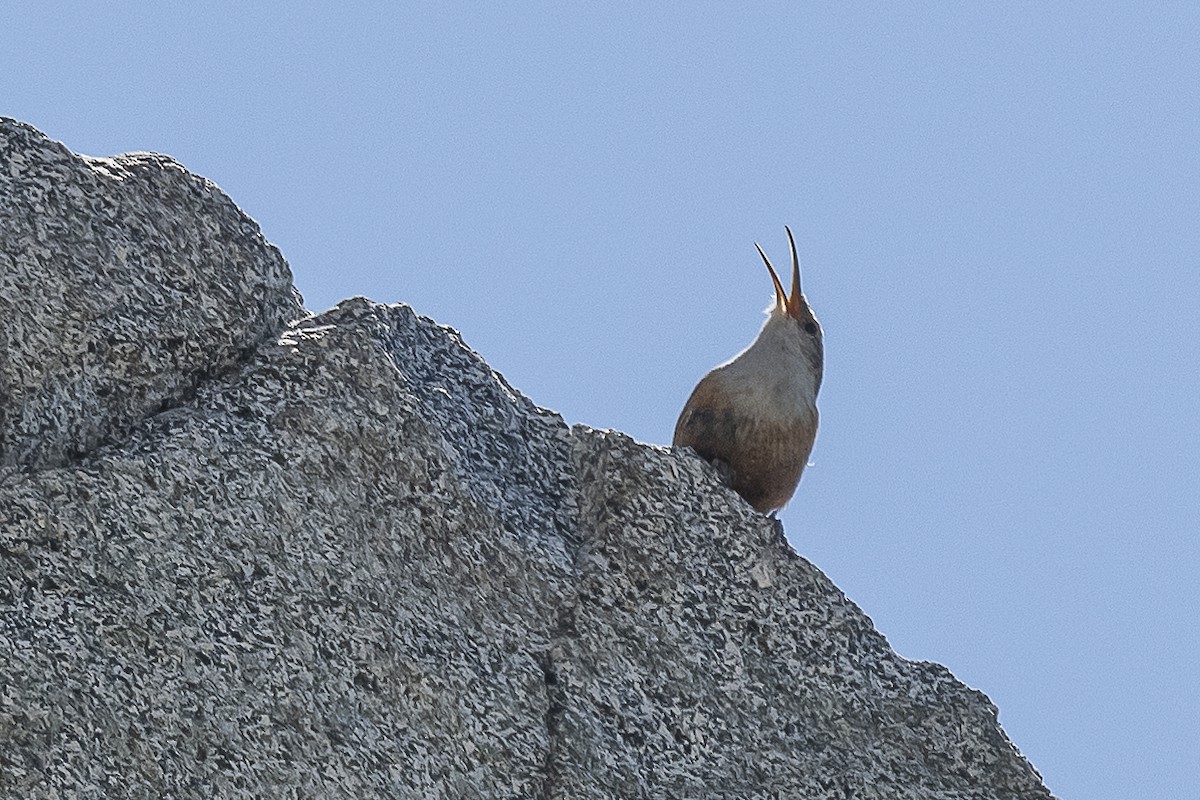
<box><xmin>0</xmin><ymin>118</ymin><xmax>302</xmax><ymax>471</ymax></box>
<box><xmin>0</xmin><ymin>119</ymin><xmax>1053</xmax><ymax>799</ymax></box>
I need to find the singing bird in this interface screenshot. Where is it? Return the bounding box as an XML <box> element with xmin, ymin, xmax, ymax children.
<box><xmin>673</xmin><ymin>227</ymin><xmax>822</xmax><ymax>513</ymax></box>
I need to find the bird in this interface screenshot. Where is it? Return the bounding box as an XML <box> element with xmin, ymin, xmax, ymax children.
<box><xmin>673</xmin><ymin>226</ymin><xmax>823</xmax><ymax>514</ymax></box>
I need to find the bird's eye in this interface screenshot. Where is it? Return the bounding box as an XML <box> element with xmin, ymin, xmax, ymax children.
<box><xmin>804</xmin><ymin>322</ymin><xmax>818</xmax><ymax>335</ymax></box>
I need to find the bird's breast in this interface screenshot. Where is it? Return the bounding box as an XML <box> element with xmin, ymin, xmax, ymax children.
<box><xmin>714</xmin><ymin>365</ymin><xmax>818</xmax><ymax>426</ymax></box>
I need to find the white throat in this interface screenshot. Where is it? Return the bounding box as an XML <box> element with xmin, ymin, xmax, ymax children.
<box><xmin>715</xmin><ymin>313</ymin><xmax>820</xmax><ymax>418</ymax></box>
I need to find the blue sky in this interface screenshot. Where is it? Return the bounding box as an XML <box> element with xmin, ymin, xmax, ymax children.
<box><xmin>5</xmin><ymin>4</ymin><xmax>1198</xmax><ymax>797</ymax></box>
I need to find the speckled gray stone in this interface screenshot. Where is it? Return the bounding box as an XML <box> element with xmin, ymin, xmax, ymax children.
<box><xmin>0</xmin><ymin>117</ymin><xmax>303</xmax><ymax>471</ymax></box>
<box><xmin>0</xmin><ymin>121</ymin><xmax>1054</xmax><ymax>799</ymax></box>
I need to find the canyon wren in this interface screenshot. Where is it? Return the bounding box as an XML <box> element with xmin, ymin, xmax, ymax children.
<box><xmin>673</xmin><ymin>227</ymin><xmax>823</xmax><ymax>513</ymax></box>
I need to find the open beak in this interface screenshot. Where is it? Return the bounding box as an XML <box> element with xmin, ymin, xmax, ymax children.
<box><xmin>755</xmin><ymin>226</ymin><xmax>804</xmax><ymax>318</ymax></box>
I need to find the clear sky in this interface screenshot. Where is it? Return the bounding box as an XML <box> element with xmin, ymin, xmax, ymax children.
<box><xmin>5</xmin><ymin>4</ymin><xmax>1197</xmax><ymax>797</ymax></box>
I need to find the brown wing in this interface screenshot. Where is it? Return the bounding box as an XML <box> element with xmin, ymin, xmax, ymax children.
<box><xmin>673</xmin><ymin>373</ymin><xmax>739</xmax><ymax>466</ymax></box>
<box><xmin>674</xmin><ymin>372</ymin><xmax>818</xmax><ymax>513</ymax></box>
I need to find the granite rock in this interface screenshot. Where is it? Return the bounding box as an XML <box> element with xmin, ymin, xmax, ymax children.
<box><xmin>0</xmin><ymin>120</ymin><xmax>1054</xmax><ymax>799</ymax></box>
<box><xmin>0</xmin><ymin>117</ymin><xmax>303</xmax><ymax>471</ymax></box>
